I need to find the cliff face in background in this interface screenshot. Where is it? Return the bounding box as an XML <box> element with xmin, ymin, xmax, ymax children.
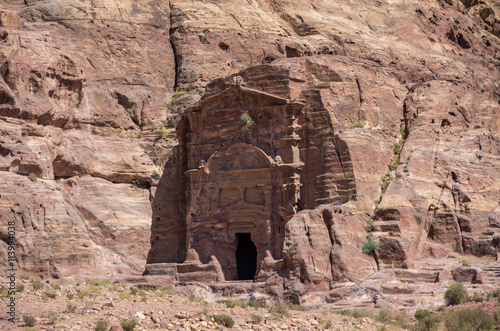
<box><xmin>0</xmin><ymin>0</ymin><xmax>499</xmax><ymax>279</ymax></box>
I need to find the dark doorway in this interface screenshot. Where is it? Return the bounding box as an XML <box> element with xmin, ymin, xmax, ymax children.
<box><xmin>236</xmin><ymin>233</ymin><xmax>257</xmax><ymax>280</ymax></box>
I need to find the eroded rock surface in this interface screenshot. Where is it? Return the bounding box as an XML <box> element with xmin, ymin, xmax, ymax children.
<box><xmin>0</xmin><ymin>0</ymin><xmax>499</xmax><ymax>286</ymax></box>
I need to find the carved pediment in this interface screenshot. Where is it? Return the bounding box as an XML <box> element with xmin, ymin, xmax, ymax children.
<box><xmin>186</xmin><ymin>85</ymin><xmax>303</xmax><ymax>113</ymax></box>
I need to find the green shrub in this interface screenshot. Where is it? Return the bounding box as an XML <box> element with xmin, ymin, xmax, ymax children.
<box><xmin>444</xmin><ymin>282</ymin><xmax>469</xmax><ymax>306</ymax></box>
<box><xmin>95</xmin><ymin>320</ymin><xmax>108</xmax><ymax>331</ymax></box>
<box><xmin>23</xmin><ymin>315</ymin><xmax>37</xmax><ymax>327</ymax></box>
<box><xmin>20</xmin><ymin>275</ymin><xmax>29</xmax><ymax>280</ymax></box>
<box><xmin>130</xmin><ymin>286</ymin><xmax>139</xmax><ymax>295</ymax></box>
<box><xmin>431</xmin><ymin>219</ymin><xmax>438</xmax><ymax>230</ymax></box>
<box><xmin>494</xmin><ymin>309</ymin><xmax>500</xmax><ymax>324</ymax></box>
<box><xmin>444</xmin><ymin>308</ymin><xmax>494</xmax><ymax>331</ymax></box>
<box><xmin>269</xmin><ymin>302</ymin><xmax>289</xmax><ymax>318</ymax></box>
<box><xmin>28</xmin><ymin>173</ymin><xmax>37</xmax><ymax>182</ymax></box>
<box><xmin>120</xmin><ymin>319</ymin><xmax>137</xmax><ymax>331</ymax></box>
<box><xmin>167</xmin><ymin>91</ymin><xmax>187</xmax><ymax>109</ymax></box>
<box><xmin>462</xmin><ymin>260</ymin><xmax>470</xmax><ymax>267</ymax></box>
<box><xmin>380</xmin><ymin>171</ymin><xmax>393</xmax><ymax>192</ymax></box>
<box><xmin>66</xmin><ymin>292</ymin><xmax>74</xmax><ymax>300</ymax></box>
<box><xmin>249</xmin><ymin>313</ymin><xmax>262</xmax><ymax>324</ymax></box>
<box><xmin>248</xmin><ymin>298</ymin><xmax>261</xmax><ymax>308</ymax></box>
<box><xmin>403</xmin><ymin>165</ymin><xmax>408</xmax><ymax>172</ymax></box>
<box><xmin>486</xmin><ymin>288</ymin><xmax>500</xmax><ymax>300</ymax></box>
<box><xmin>365</xmin><ymin>219</ymin><xmax>373</xmax><ymax>232</ymax></box>
<box><xmin>212</xmin><ymin>314</ymin><xmax>235</xmax><ymax>328</ymax></box>
<box><xmin>400</xmin><ymin>128</ymin><xmax>408</xmax><ymax>140</ymax></box>
<box><xmin>90</xmin><ymin>279</ymin><xmax>114</xmax><ymax>286</ymax></box>
<box><xmin>388</xmin><ymin>157</ymin><xmax>400</xmax><ymax>171</ymax></box>
<box><xmin>152</xmin><ymin>171</ymin><xmax>161</xmax><ymax>180</ymax></box>
<box><xmin>50</xmin><ymin>283</ymin><xmax>61</xmax><ymax>290</ymax></box>
<box><xmin>414</xmin><ymin>309</ymin><xmax>431</xmax><ymax>320</ymax></box>
<box><xmin>413</xmin><ymin>315</ymin><xmax>439</xmax><ymax>331</ymax></box>
<box><xmin>31</xmin><ymin>277</ymin><xmax>44</xmax><ymax>290</ymax></box>
<box><xmin>156</xmin><ymin>128</ymin><xmax>169</xmax><ymax>139</ymax></box>
<box><xmin>67</xmin><ymin>302</ymin><xmax>77</xmax><ymax>313</ymax></box>
<box><xmin>203</xmin><ymin>27</ymin><xmax>210</xmax><ymax>33</ymax></box>
<box><xmin>415</xmin><ymin>214</ymin><xmax>423</xmax><ymax>225</ymax></box>
<box><xmin>48</xmin><ymin>311</ymin><xmax>58</xmax><ymax>325</ymax></box>
<box><xmin>393</xmin><ymin>142</ymin><xmax>402</xmax><ymax>155</ymax></box>
<box><xmin>16</xmin><ymin>284</ymin><xmax>25</xmax><ymax>292</ymax></box>
<box><xmin>362</xmin><ymin>239</ymin><xmax>380</xmax><ymax>255</ymax></box>
<box><xmin>119</xmin><ymin>292</ymin><xmax>131</xmax><ymax>301</ymax></box>
<box><xmin>239</xmin><ymin>111</ymin><xmax>256</xmax><ymax>133</ymax></box>
<box><xmin>351</xmin><ymin>122</ymin><xmax>364</xmax><ymax>128</ymax></box>
<box><xmin>43</xmin><ymin>291</ymin><xmax>57</xmax><ymax>299</ymax></box>
<box><xmin>289</xmin><ymin>304</ymin><xmax>307</xmax><ymax>311</ymax></box>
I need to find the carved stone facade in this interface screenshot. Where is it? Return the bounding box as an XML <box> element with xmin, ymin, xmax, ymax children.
<box><xmin>147</xmin><ymin>79</ymin><xmax>357</xmax><ymax>281</ymax></box>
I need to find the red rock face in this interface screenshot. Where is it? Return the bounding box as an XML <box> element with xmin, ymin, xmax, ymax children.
<box><xmin>1</xmin><ymin>0</ymin><xmax>499</xmax><ymax>281</ymax></box>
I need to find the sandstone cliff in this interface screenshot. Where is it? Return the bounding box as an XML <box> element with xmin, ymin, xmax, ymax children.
<box><xmin>0</xmin><ymin>0</ymin><xmax>499</xmax><ymax>280</ymax></box>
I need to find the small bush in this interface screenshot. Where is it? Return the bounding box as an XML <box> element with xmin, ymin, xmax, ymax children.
<box><xmin>431</xmin><ymin>219</ymin><xmax>438</xmax><ymax>230</ymax></box>
<box><xmin>472</xmin><ymin>293</ymin><xmax>484</xmax><ymax>302</ymax></box>
<box><xmin>203</xmin><ymin>27</ymin><xmax>210</xmax><ymax>33</ymax></box>
<box><xmin>156</xmin><ymin>128</ymin><xmax>169</xmax><ymax>139</ymax></box>
<box><xmin>352</xmin><ymin>122</ymin><xmax>364</xmax><ymax>128</ymax></box>
<box><xmin>130</xmin><ymin>286</ymin><xmax>139</xmax><ymax>295</ymax></box>
<box><xmin>31</xmin><ymin>277</ymin><xmax>44</xmax><ymax>290</ymax></box>
<box><xmin>248</xmin><ymin>298</ymin><xmax>261</xmax><ymax>308</ymax></box>
<box><xmin>239</xmin><ymin>111</ymin><xmax>256</xmax><ymax>133</ymax></box>
<box><xmin>158</xmin><ymin>284</ymin><xmax>174</xmax><ymax>296</ymax></box>
<box><xmin>67</xmin><ymin>302</ymin><xmax>77</xmax><ymax>313</ymax></box>
<box><xmin>23</xmin><ymin>315</ymin><xmax>37</xmax><ymax>327</ymax></box>
<box><xmin>362</xmin><ymin>239</ymin><xmax>380</xmax><ymax>255</ymax></box>
<box><xmin>66</xmin><ymin>292</ymin><xmax>74</xmax><ymax>300</ymax></box>
<box><xmin>444</xmin><ymin>282</ymin><xmax>469</xmax><ymax>306</ymax></box>
<box><xmin>249</xmin><ymin>313</ymin><xmax>262</xmax><ymax>324</ymax></box>
<box><xmin>77</xmin><ymin>286</ymin><xmax>100</xmax><ymax>298</ymax></box>
<box><xmin>393</xmin><ymin>142</ymin><xmax>402</xmax><ymax>155</ymax></box>
<box><xmin>414</xmin><ymin>309</ymin><xmax>431</xmax><ymax>320</ymax></box>
<box><xmin>413</xmin><ymin>316</ymin><xmax>439</xmax><ymax>331</ymax></box>
<box><xmin>388</xmin><ymin>157</ymin><xmax>400</xmax><ymax>171</ymax></box>
<box><xmin>444</xmin><ymin>308</ymin><xmax>494</xmax><ymax>331</ymax></box>
<box><xmin>43</xmin><ymin>291</ymin><xmax>57</xmax><ymax>299</ymax></box>
<box><xmin>95</xmin><ymin>320</ymin><xmax>108</xmax><ymax>331</ymax></box>
<box><xmin>494</xmin><ymin>309</ymin><xmax>500</xmax><ymax>324</ymax></box>
<box><xmin>403</xmin><ymin>165</ymin><xmax>409</xmax><ymax>172</ymax></box>
<box><xmin>119</xmin><ymin>292</ymin><xmax>131</xmax><ymax>301</ymax></box>
<box><xmin>50</xmin><ymin>283</ymin><xmax>61</xmax><ymax>290</ymax></box>
<box><xmin>415</xmin><ymin>214</ymin><xmax>423</xmax><ymax>225</ymax></box>
<box><xmin>20</xmin><ymin>275</ymin><xmax>30</xmax><ymax>280</ymax></box>
<box><xmin>400</xmin><ymin>128</ymin><xmax>408</xmax><ymax>140</ymax></box>
<box><xmin>462</xmin><ymin>260</ymin><xmax>470</xmax><ymax>267</ymax></box>
<box><xmin>366</xmin><ymin>219</ymin><xmax>373</xmax><ymax>232</ymax></box>
<box><xmin>486</xmin><ymin>288</ymin><xmax>500</xmax><ymax>300</ymax></box>
<box><xmin>167</xmin><ymin>91</ymin><xmax>187</xmax><ymax>109</ymax></box>
<box><xmin>212</xmin><ymin>314</ymin><xmax>235</xmax><ymax>328</ymax></box>
<box><xmin>152</xmin><ymin>171</ymin><xmax>161</xmax><ymax>180</ymax></box>
<box><xmin>289</xmin><ymin>304</ymin><xmax>307</xmax><ymax>311</ymax></box>
<box><xmin>16</xmin><ymin>284</ymin><xmax>25</xmax><ymax>292</ymax></box>
<box><xmin>90</xmin><ymin>279</ymin><xmax>113</xmax><ymax>286</ymax></box>
<box><xmin>380</xmin><ymin>172</ymin><xmax>393</xmax><ymax>192</ymax></box>
<box><xmin>269</xmin><ymin>302</ymin><xmax>289</xmax><ymax>318</ymax></box>
<box><xmin>28</xmin><ymin>173</ymin><xmax>37</xmax><ymax>182</ymax></box>
<box><xmin>120</xmin><ymin>319</ymin><xmax>137</xmax><ymax>331</ymax></box>
<box><xmin>48</xmin><ymin>311</ymin><xmax>58</xmax><ymax>325</ymax></box>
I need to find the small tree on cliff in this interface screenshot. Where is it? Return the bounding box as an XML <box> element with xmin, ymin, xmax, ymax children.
<box><xmin>362</xmin><ymin>239</ymin><xmax>380</xmax><ymax>270</ymax></box>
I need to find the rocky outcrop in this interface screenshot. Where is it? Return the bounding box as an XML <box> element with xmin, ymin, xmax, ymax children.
<box><xmin>0</xmin><ymin>0</ymin><xmax>175</xmax><ymax>277</ymax></box>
